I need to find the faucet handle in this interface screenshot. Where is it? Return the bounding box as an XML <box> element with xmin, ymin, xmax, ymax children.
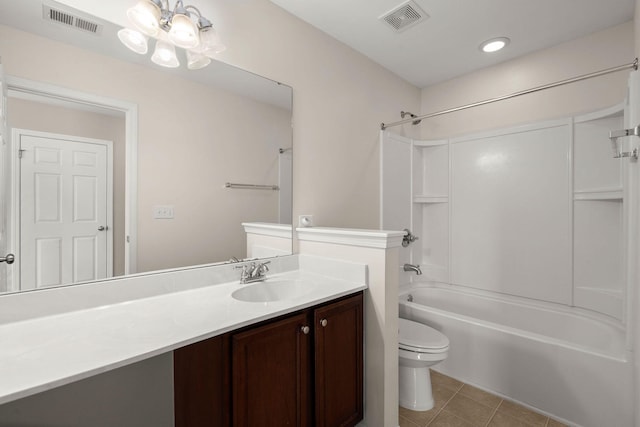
<box><xmin>236</xmin><ymin>263</ymin><xmax>253</xmax><ymax>283</ymax></box>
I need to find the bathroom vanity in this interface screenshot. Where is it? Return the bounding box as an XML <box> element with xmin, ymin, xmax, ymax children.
<box><xmin>0</xmin><ymin>255</ymin><xmax>367</xmax><ymax>424</ymax></box>
<box><xmin>174</xmin><ymin>291</ymin><xmax>363</xmax><ymax>427</ymax></box>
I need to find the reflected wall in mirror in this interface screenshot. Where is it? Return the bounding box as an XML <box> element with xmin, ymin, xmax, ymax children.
<box><xmin>0</xmin><ymin>0</ymin><xmax>293</xmax><ymax>294</ymax></box>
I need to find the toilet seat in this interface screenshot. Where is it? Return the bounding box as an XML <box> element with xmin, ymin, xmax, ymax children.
<box><xmin>399</xmin><ymin>318</ymin><xmax>449</xmax><ymax>352</ymax></box>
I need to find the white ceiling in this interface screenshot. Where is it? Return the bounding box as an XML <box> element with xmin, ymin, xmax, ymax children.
<box><xmin>269</xmin><ymin>0</ymin><xmax>636</xmax><ymax>88</ymax></box>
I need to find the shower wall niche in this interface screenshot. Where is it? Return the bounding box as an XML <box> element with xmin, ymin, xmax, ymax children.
<box><xmin>573</xmin><ymin>108</ymin><xmax>625</xmax><ymax>318</ymax></box>
<box><xmin>412</xmin><ymin>140</ymin><xmax>449</xmax><ymax>283</ymax></box>
<box><xmin>381</xmin><ymin>103</ymin><xmax>628</xmax><ymax>321</ymax></box>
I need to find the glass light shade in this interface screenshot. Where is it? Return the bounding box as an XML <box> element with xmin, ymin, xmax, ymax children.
<box><xmin>127</xmin><ymin>0</ymin><xmax>161</xmax><ymax>36</ymax></box>
<box><xmin>480</xmin><ymin>37</ymin><xmax>510</xmax><ymax>53</ymax></box>
<box><xmin>117</xmin><ymin>28</ymin><xmax>149</xmax><ymax>54</ymax></box>
<box><xmin>187</xmin><ymin>50</ymin><xmax>211</xmax><ymax>70</ymax></box>
<box><xmin>198</xmin><ymin>27</ymin><xmax>226</xmax><ymax>55</ymax></box>
<box><xmin>151</xmin><ymin>40</ymin><xmax>180</xmax><ymax>68</ymax></box>
<box><xmin>168</xmin><ymin>13</ymin><xmax>199</xmax><ymax>49</ymax></box>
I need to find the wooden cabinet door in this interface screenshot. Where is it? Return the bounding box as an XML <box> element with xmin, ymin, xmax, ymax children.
<box><xmin>232</xmin><ymin>312</ymin><xmax>312</xmax><ymax>427</ymax></box>
<box><xmin>174</xmin><ymin>334</ymin><xmax>230</xmax><ymax>427</ymax></box>
<box><xmin>314</xmin><ymin>292</ymin><xmax>363</xmax><ymax>427</ymax></box>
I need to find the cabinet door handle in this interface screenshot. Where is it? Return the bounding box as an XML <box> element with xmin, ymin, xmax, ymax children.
<box><xmin>320</xmin><ymin>319</ymin><xmax>328</xmax><ymax>327</ymax></box>
<box><xmin>300</xmin><ymin>325</ymin><xmax>310</xmax><ymax>335</ymax></box>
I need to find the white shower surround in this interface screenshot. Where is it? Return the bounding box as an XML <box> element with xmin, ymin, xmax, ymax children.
<box><xmin>399</xmin><ymin>285</ymin><xmax>633</xmax><ymax>427</ymax></box>
<box><xmin>381</xmin><ymin>99</ymin><xmax>637</xmax><ymax>426</ymax></box>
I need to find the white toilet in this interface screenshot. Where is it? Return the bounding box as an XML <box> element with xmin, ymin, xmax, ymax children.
<box><xmin>398</xmin><ymin>318</ymin><xmax>450</xmax><ymax>411</ymax></box>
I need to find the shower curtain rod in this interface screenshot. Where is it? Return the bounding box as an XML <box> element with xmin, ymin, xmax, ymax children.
<box><xmin>380</xmin><ymin>58</ymin><xmax>638</xmax><ymax>130</ymax></box>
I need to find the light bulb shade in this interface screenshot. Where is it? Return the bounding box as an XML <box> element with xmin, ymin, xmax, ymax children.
<box><xmin>198</xmin><ymin>26</ymin><xmax>226</xmax><ymax>55</ymax></box>
<box><xmin>117</xmin><ymin>28</ymin><xmax>149</xmax><ymax>54</ymax></box>
<box><xmin>127</xmin><ymin>0</ymin><xmax>161</xmax><ymax>36</ymax></box>
<box><xmin>480</xmin><ymin>37</ymin><xmax>510</xmax><ymax>53</ymax></box>
<box><xmin>168</xmin><ymin>13</ymin><xmax>199</xmax><ymax>49</ymax></box>
<box><xmin>151</xmin><ymin>40</ymin><xmax>180</xmax><ymax>68</ymax></box>
<box><xmin>186</xmin><ymin>50</ymin><xmax>211</xmax><ymax>70</ymax></box>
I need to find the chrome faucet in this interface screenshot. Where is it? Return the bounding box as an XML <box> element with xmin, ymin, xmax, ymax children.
<box><xmin>237</xmin><ymin>261</ymin><xmax>271</xmax><ymax>284</ymax></box>
<box><xmin>403</xmin><ymin>263</ymin><xmax>422</xmax><ymax>275</ymax></box>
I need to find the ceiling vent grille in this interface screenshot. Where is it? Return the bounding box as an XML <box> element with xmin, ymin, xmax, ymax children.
<box><xmin>380</xmin><ymin>1</ymin><xmax>428</xmax><ymax>33</ymax></box>
<box><xmin>43</xmin><ymin>4</ymin><xmax>103</xmax><ymax>35</ymax></box>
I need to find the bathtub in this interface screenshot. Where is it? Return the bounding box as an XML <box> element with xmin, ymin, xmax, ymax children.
<box><xmin>399</xmin><ymin>284</ymin><xmax>634</xmax><ymax>427</ymax></box>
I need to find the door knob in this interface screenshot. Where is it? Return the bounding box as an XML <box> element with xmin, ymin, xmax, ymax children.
<box><xmin>0</xmin><ymin>254</ymin><xmax>15</xmax><ymax>264</ymax></box>
<box><xmin>300</xmin><ymin>325</ymin><xmax>310</xmax><ymax>335</ymax></box>
<box><xmin>320</xmin><ymin>319</ymin><xmax>328</xmax><ymax>327</ymax></box>
<box><xmin>98</xmin><ymin>226</ymin><xmax>108</xmax><ymax>231</ymax></box>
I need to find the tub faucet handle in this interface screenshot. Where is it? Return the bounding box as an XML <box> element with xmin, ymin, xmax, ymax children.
<box><xmin>402</xmin><ymin>229</ymin><xmax>419</xmax><ymax>247</ymax></box>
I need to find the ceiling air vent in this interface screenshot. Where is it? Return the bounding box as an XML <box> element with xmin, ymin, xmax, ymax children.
<box><xmin>380</xmin><ymin>0</ymin><xmax>428</xmax><ymax>33</ymax></box>
<box><xmin>43</xmin><ymin>4</ymin><xmax>103</xmax><ymax>35</ymax></box>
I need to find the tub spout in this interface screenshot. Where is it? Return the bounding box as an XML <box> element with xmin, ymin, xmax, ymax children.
<box><xmin>403</xmin><ymin>263</ymin><xmax>422</xmax><ymax>275</ymax></box>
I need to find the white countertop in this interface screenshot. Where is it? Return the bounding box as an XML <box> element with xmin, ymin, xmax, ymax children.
<box><xmin>0</xmin><ymin>257</ymin><xmax>367</xmax><ymax>405</ymax></box>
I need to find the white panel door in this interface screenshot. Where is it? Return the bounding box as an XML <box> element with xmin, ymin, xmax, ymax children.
<box><xmin>19</xmin><ymin>133</ymin><xmax>110</xmax><ymax>290</ymax></box>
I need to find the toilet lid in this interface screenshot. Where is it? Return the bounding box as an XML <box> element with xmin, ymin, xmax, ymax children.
<box><xmin>399</xmin><ymin>318</ymin><xmax>449</xmax><ymax>350</ymax></box>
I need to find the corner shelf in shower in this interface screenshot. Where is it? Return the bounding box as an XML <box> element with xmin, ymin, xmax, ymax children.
<box><xmin>413</xmin><ymin>140</ymin><xmax>448</xmax><ymax>147</ymax></box>
<box><xmin>413</xmin><ymin>195</ymin><xmax>449</xmax><ymax>203</ymax></box>
<box><xmin>573</xmin><ymin>188</ymin><xmax>623</xmax><ymax>201</ymax></box>
<box><xmin>572</xmin><ymin>105</ymin><xmax>625</xmax><ymax>320</ymax></box>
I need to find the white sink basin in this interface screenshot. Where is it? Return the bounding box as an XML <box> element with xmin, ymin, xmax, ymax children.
<box><xmin>231</xmin><ymin>279</ymin><xmax>308</xmax><ymax>303</ymax></box>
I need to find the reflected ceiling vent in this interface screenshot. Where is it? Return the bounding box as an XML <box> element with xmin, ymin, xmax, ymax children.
<box><xmin>42</xmin><ymin>4</ymin><xmax>103</xmax><ymax>35</ymax></box>
<box><xmin>380</xmin><ymin>0</ymin><xmax>428</xmax><ymax>33</ymax></box>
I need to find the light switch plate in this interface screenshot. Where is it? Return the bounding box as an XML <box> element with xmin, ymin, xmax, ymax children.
<box><xmin>153</xmin><ymin>205</ymin><xmax>174</xmax><ymax>219</ymax></box>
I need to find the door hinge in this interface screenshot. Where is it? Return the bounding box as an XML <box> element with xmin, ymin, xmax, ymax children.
<box><xmin>18</xmin><ymin>149</ymin><xmax>26</xmax><ymax>159</ymax></box>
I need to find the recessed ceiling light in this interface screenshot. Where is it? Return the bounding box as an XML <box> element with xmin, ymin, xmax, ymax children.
<box><xmin>480</xmin><ymin>37</ymin><xmax>510</xmax><ymax>53</ymax></box>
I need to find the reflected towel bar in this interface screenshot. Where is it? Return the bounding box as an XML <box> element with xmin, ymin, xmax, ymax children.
<box><xmin>225</xmin><ymin>182</ymin><xmax>280</xmax><ymax>190</ymax></box>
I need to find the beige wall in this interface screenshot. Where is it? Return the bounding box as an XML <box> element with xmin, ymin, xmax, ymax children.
<box><xmin>8</xmin><ymin>98</ymin><xmax>127</xmax><ymax>276</ymax></box>
<box><xmin>0</xmin><ymin>24</ymin><xmax>293</xmax><ymax>273</ymax></box>
<box><xmin>420</xmin><ymin>21</ymin><xmax>634</xmax><ymax>139</ymax></box>
<box><xmin>54</xmin><ymin>0</ymin><xmax>423</xmax><ymax>231</ymax></box>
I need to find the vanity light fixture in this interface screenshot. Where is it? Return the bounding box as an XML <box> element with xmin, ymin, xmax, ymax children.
<box><xmin>479</xmin><ymin>37</ymin><xmax>510</xmax><ymax>53</ymax></box>
<box><xmin>117</xmin><ymin>28</ymin><xmax>149</xmax><ymax>54</ymax></box>
<box><xmin>151</xmin><ymin>39</ymin><xmax>180</xmax><ymax>67</ymax></box>
<box><xmin>118</xmin><ymin>0</ymin><xmax>225</xmax><ymax>70</ymax></box>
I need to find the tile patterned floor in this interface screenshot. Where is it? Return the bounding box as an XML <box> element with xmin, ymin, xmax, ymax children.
<box><xmin>399</xmin><ymin>370</ymin><xmax>569</xmax><ymax>427</ymax></box>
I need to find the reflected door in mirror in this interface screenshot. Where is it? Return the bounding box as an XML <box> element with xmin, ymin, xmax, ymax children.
<box><xmin>18</xmin><ymin>131</ymin><xmax>113</xmax><ymax>290</ymax></box>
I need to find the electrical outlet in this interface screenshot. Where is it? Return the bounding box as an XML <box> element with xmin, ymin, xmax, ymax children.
<box><xmin>153</xmin><ymin>205</ymin><xmax>174</xmax><ymax>219</ymax></box>
<box><xmin>299</xmin><ymin>215</ymin><xmax>313</xmax><ymax>227</ymax></box>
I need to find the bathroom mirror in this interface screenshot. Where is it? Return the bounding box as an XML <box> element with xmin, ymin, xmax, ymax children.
<box><xmin>0</xmin><ymin>0</ymin><xmax>293</xmax><ymax>294</ymax></box>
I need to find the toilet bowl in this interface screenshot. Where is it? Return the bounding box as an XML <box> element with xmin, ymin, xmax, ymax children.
<box><xmin>398</xmin><ymin>318</ymin><xmax>449</xmax><ymax>411</ymax></box>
